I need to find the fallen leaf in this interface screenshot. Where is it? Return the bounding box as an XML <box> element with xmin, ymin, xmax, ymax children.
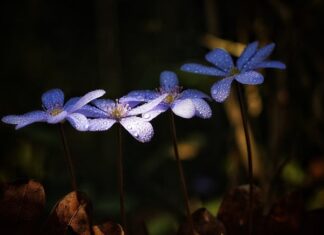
<box><xmin>93</xmin><ymin>221</ymin><xmax>124</xmax><ymax>235</ymax></box>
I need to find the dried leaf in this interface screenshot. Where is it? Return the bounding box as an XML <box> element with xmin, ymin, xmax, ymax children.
<box><xmin>0</xmin><ymin>179</ymin><xmax>45</xmax><ymax>235</ymax></box>
<box><xmin>93</xmin><ymin>221</ymin><xmax>124</xmax><ymax>235</ymax></box>
<box><xmin>217</xmin><ymin>185</ymin><xmax>263</xmax><ymax>235</ymax></box>
<box><xmin>178</xmin><ymin>208</ymin><xmax>226</xmax><ymax>235</ymax></box>
<box><xmin>44</xmin><ymin>191</ymin><xmax>93</xmax><ymax>235</ymax></box>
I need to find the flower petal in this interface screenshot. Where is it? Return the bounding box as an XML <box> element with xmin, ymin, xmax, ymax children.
<box><xmin>120</xmin><ymin>90</ymin><xmax>159</xmax><ymax>103</ymax></box>
<box><xmin>242</xmin><ymin>43</ymin><xmax>275</xmax><ymax>71</ymax></box>
<box><xmin>66</xmin><ymin>113</ymin><xmax>89</xmax><ymax>131</ymax></box>
<box><xmin>47</xmin><ymin>111</ymin><xmax>68</xmax><ymax>124</ymax></box>
<box><xmin>181</xmin><ymin>63</ymin><xmax>227</xmax><ymax>77</ymax></box>
<box><xmin>210</xmin><ymin>77</ymin><xmax>234</xmax><ymax>102</ymax></box>
<box><xmin>67</xmin><ymin>89</ymin><xmax>106</xmax><ymax>113</ymax></box>
<box><xmin>41</xmin><ymin>89</ymin><xmax>64</xmax><ymax>110</ymax></box>
<box><xmin>253</xmin><ymin>60</ymin><xmax>286</xmax><ymax>70</ymax></box>
<box><xmin>205</xmin><ymin>48</ymin><xmax>234</xmax><ymax>72</ymax></box>
<box><xmin>92</xmin><ymin>98</ymin><xmax>115</xmax><ymax>111</ymax></box>
<box><xmin>141</xmin><ymin>103</ymin><xmax>169</xmax><ymax>121</ymax></box>
<box><xmin>171</xmin><ymin>99</ymin><xmax>196</xmax><ymax>118</ymax></box>
<box><xmin>235</xmin><ymin>71</ymin><xmax>264</xmax><ymax>85</ymax></box>
<box><xmin>160</xmin><ymin>71</ymin><xmax>179</xmax><ymax>91</ymax></box>
<box><xmin>191</xmin><ymin>98</ymin><xmax>212</xmax><ymax>119</ymax></box>
<box><xmin>2</xmin><ymin>111</ymin><xmax>48</xmax><ymax>129</ymax></box>
<box><xmin>120</xmin><ymin>116</ymin><xmax>154</xmax><ymax>143</ymax></box>
<box><xmin>128</xmin><ymin>93</ymin><xmax>168</xmax><ymax>116</ymax></box>
<box><xmin>77</xmin><ymin>105</ymin><xmax>107</xmax><ymax>118</ymax></box>
<box><xmin>236</xmin><ymin>41</ymin><xmax>259</xmax><ymax>70</ymax></box>
<box><xmin>88</xmin><ymin>118</ymin><xmax>116</xmax><ymax>131</ymax></box>
<box><xmin>180</xmin><ymin>89</ymin><xmax>211</xmax><ymax>100</ymax></box>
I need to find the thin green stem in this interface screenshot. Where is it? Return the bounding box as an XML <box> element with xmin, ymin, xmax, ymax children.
<box><xmin>168</xmin><ymin>111</ymin><xmax>196</xmax><ymax>235</ymax></box>
<box><xmin>235</xmin><ymin>83</ymin><xmax>253</xmax><ymax>235</ymax></box>
<box><xmin>117</xmin><ymin>124</ymin><xmax>127</xmax><ymax>232</ymax></box>
<box><xmin>58</xmin><ymin>123</ymin><xmax>78</xmax><ymax>192</ymax></box>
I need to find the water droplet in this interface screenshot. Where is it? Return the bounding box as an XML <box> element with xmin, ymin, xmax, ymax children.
<box><xmin>143</xmin><ymin>113</ymin><xmax>151</xmax><ymax>119</ymax></box>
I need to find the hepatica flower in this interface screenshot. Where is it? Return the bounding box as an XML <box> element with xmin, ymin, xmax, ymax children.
<box><xmin>82</xmin><ymin>93</ymin><xmax>167</xmax><ymax>142</ymax></box>
<box><xmin>2</xmin><ymin>88</ymin><xmax>105</xmax><ymax>131</ymax></box>
<box><xmin>120</xmin><ymin>71</ymin><xmax>212</xmax><ymax>120</ymax></box>
<box><xmin>181</xmin><ymin>41</ymin><xmax>286</xmax><ymax>102</ymax></box>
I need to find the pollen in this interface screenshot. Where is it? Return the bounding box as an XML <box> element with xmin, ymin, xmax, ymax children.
<box><xmin>229</xmin><ymin>67</ymin><xmax>240</xmax><ymax>76</ymax></box>
<box><xmin>109</xmin><ymin>102</ymin><xmax>129</xmax><ymax>119</ymax></box>
<box><xmin>49</xmin><ymin>108</ymin><xmax>63</xmax><ymax>116</ymax></box>
<box><xmin>165</xmin><ymin>94</ymin><xmax>175</xmax><ymax>104</ymax></box>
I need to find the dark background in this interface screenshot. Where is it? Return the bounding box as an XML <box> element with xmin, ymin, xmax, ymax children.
<box><xmin>1</xmin><ymin>0</ymin><xmax>324</xmax><ymax>234</ymax></box>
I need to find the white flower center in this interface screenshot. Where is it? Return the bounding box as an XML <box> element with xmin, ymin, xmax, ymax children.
<box><xmin>159</xmin><ymin>86</ymin><xmax>182</xmax><ymax>104</ymax></box>
<box><xmin>108</xmin><ymin>101</ymin><xmax>130</xmax><ymax>119</ymax></box>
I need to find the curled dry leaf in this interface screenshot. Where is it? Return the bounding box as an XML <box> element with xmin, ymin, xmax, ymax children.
<box><xmin>93</xmin><ymin>221</ymin><xmax>124</xmax><ymax>235</ymax></box>
<box><xmin>0</xmin><ymin>179</ymin><xmax>45</xmax><ymax>235</ymax></box>
<box><xmin>44</xmin><ymin>191</ymin><xmax>93</xmax><ymax>235</ymax></box>
<box><xmin>217</xmin><ymin>185</ymin><xmax>263</xmax><ymax>235</ymax></box>
<box><xmin>178</xmin><ymin>208</ymin><xmax>226</xmax><ymax>235</ymax></box>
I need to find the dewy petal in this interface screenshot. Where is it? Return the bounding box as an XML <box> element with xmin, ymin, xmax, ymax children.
<box><xmin>180</xmin><ymin>89</ymin><xmax>211</xmax><ymax>100</ymax></box>
<box><xmin>191</xmin><ymin>98</ymin><xmax>212</xmax><ymax>119</ymax></box>
<box><xmin>2</xmin><ymin>111</ymin><xmax>48</xmax><ymax>129</ymax></box>
<box><xmin>160</xmin><ymin>71</ymin><xmax>179</xmax><ymax>91</ymax></box>
<box><xmin>67</xmin><ymin>89</ymin><xmax>106</xmax><ymax>113</ymax></box>
<box><xmin>205</xmin><ymin>48</ymin><xmax>234</xmax><ymax>73</ymax></box>
<box><xmin>128</xmin><ymin>93</ymin><xmax>168</xmax><ymax>116</ymax></box>
<box><xmin>66</xmin><ymin>113</ymin><xmax>89</xmax><ymax>131</ymax></box>
<box><xmin>120</xmin><ymin>90</ymin><xmax>159</xmax><ymax>103</ymax></box>
<box><xmin>235</xmin><ymin>71</ymin><xmax>264</xmax><ymax>85</ymax></box>
<box><xmin>47</xmin><ymin>110</ymin><xmax>68</xmax><ymax>124</ymax></box>
<box><xmin>92</xmin><ymin>98</ymin><xmax>115</xmax><ymax>111</ymax></box>
<box><xmin>181</xmin><ymin>63</ymin><xmax>227</xmax><ymax>77</ymax></box>
<box><xmin>253</xmin><ymin>60</ymin><xmax>286</xmax><ymax>70</ymax></box>
<box><xmin>77</xmin><ymin>105</ymin><xmax>107</xmax><ymax>118</ymax></box>
<box><xmin>41</xmin><ymin>89</ymin><xmax>64</xmax><ymax>110</ymax></box>
<box><xmin>171</xmin><ymin>99</ymin><xmax>196</xmax><ymax>119</ymax></box>
<box><xmin>141</xmin><ymin>103</ymin><xmax>169</xmax><ymax>121</ymax></box>
<box><xmin>120</xmin><ymin>116</ymin><xmax>154</xmax><ymax>143</ymax></box>
<box><xmin>88</xmin><ymin>118</ymin><xmax>116</xmax><ymax>131</ymax></box>
<box><xmin>242</xmin><ymin>43</ymin><xmax>276</xmax><ymax>71</ymax></box>
<box><xmin>210</xmin><ymin>77</ymin><xmax>234</xmax><ymax>102</ymax></box>
<box><xmin>236</xmin><ymin>41</ymin><xmax>259</xmax><ymax>70</ymax></box>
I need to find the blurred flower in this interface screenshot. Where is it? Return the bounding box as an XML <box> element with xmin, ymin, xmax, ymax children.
<box><xmin>120</xmin><ymin>71</ymin><xmax>212</xmax><ymax>120</ymax></box>
<box><xmin>81</xmin><ymin>94</ymin><xmax>167</xmax><ymax>142</ymax></box>
<box><xmin>181</xmin><ymin>41</ymin><xmax>286</xmax><ymax>102</ymax></box>
<box><xmin>2</xmin><ymin>88</ymin><xmax>105</xmax><ymax>131</ymax></box>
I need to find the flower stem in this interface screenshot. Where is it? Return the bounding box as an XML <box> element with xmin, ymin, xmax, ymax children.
<box><xmin>117</xmin><ymin>124</ymin><xmax>127</xmax><ymax>232</ymax></box>
<box><xmin>168</xmin><ymin>111</ymin><xmax>196</xmax><ymax>235</ymax></box>
<box><xmin>235</xmin><ymin>83</ymin><xmax>253</xmax><ymax>235</ymax></box>
<box><xmin>58</xmin><ymin>123</ymin><xmax>78</xmax><ymax>192</ymax></box>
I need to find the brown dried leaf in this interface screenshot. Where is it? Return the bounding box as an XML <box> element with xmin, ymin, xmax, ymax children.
<box><xmin>44</xmin><ymin>191</ymin><xmax>93</xmax><ymax>235</ymax></box>
<box><xmin>217</xmin><ymin>185</ymin><xmax>263</xmax><ymax>235</ymax></box>
<box><xmin>93</xmin><ymin>221</ymin><xmax>124</xmax><ymax>235</ymax></box>
<box><xmin>0</xmin><ymin>179</ymin><xmax>45</xmax><ymax>235</ymax></box>
<box><xmin>178</xmin><ymin>208</ymin><xmax>226</xmax><ymax>235</ymax></box>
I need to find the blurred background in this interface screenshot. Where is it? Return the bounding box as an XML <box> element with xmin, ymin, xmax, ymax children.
<box><xmin>1</xmin><ymin>0</ymin><xmax>324</xmax><ymax>234</ymax></box>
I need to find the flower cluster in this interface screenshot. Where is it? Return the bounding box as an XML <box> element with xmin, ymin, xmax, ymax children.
<box><xmin>2</xmin><ymin>41</ymin><xmax>285</xmax><ymax>142</ymax></box>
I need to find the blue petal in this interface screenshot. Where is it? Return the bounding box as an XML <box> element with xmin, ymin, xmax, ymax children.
<box><xmin>253</xmin><ymin>60</ymin><xmax>286</xmax><ymax>70</ymax></box>
<box><xmin>120</xmin><ymin>116</ymin><xmax>154</xmax><ymax>143</ymax></box>
<box><xmin>210</xmin><ymin>77</ymin><xmax>234</xmax><ymax>102</ymax></box>
<box><xmin>160</xmin><ymin>71</ymin><xmax>179</xmax><ymax>91</ymax></box>
<box><xmin>88</xmin><ymin>118</ymin><xmax>116</xmax><ymax>131</ymax></box>
<box><xmin>2</xmin><ymin>111</ymin><xmax>48</xmax><ymax>129</ymax></box>
<box><xmin>191</xmin><ymin>99</ymin><xmax>212</xmax><ymax>119</ymax></box>
<box><xmin>181</xmin><ymin>63</ymin><xmax>227</xmax><ymax>77</ymax></box>
<box><xmin>235</xmin><ymin>71</ymin><xmax>264</xmax><ymax>85</ymax></box>
<box><xmin>171</xmin><ymin>99</ymin><xmax>196</xmax><ymax>118</ymax></box>
<box><xmin>66</xmin><ymin>113</ymin><xmax>89</xmax><ymax>131</ymax></box>
<box><xmin>92</xmin><ymin>98</ymin><xmax>115</xmax><ymax>111</ymax></box>
<box><xmin>205</xmin><ymin>48</ymin><xmax>234</xmax><ymax>72</ymax></box>
<box><xmin>242</xmin><ymin>43</ymin><xmax>275</xmax><ymax>71</ymax></box>
<box><xmin>66</xmin><ymin>89</ymin><xmax>106</xmax><ymax>113</ymax></box>
<box><xmin>236</xmin><ymin>41</ymin><xmax>259</xmax><ymax>70</ymax></box>
<box><xmin>77</xmin><ymin>105</ymin><xmax>107</xmax><ymax>118</ymax></box>
<box><xmin>180</xmin><ymin>89</ymin><xmax>211</xmax><ymax>100</ymax></box>
<box><xmin>47</xmin><ymin>111</ymin><xmax>68</xmax><ymax>124</ymax></box>
<box><xmin>128</xmin><ymin>93</ymin><xmax>168</xmax><ymax>116</ymax></box>
<box><xmin>141</xmin><ymin>103</ymin><xmax>169</xmax><ymax>121</ymax></box>
<box><xmin>41</xmin><ymin>89</ymin><xmax>64</xmax><ymax>110</ymax></box>
<box><xmin>120</xmin><ymin>90</ymin><xmax>159</xmax><ymax>103</ymax></box>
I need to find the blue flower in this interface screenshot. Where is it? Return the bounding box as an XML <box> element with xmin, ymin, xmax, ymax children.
<box><xmin>2</xmin><ymin>88</ymin><xmax>105</xmax><ymax>131</ymax></box>
<box><xmin>80</xmin><ymin>93</ymin><xmax>168</xmax><ymax>142</ymax></box>
<box><xmin>120</xmin><ymin>71</ymin><xmax>212</xmax><ymax>121</ymax></box>
<box><xmin>181</xmin><ymin>41</ymin><xmax>286</xmax><ymax>102</ymax></box>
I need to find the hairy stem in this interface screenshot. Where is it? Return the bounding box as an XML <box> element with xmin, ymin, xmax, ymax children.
<box><xmin>117</xmin><ymin>124</ymin><xmax>127</xmax><ymax>232</ymax></box>
<box><xmin>58</xmin><ymin>123</ymin><xmax>78</xmax><ymax>192</ymax></box>
<box><xmin>235</xmin><ymin>83</ymin><xmax>253</xmax><ymax>235</ymax></box>
<box><xmin>168</xmin><ymin>111</ymin><xmax>196</xmax><ymax>235</ymax></box>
